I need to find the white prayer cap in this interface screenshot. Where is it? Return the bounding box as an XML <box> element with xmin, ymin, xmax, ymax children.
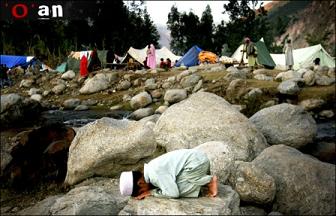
<box><xmin>120</xmin><ymin>171</ymin><xmax>133</xmax><ymax>196</ymax></box>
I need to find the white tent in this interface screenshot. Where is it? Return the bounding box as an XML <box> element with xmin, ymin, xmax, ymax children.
<box><xmin>123</xmin><ymin>46</ymin><xmax>181</xmax><ymax>66</ymax></box>
<box><xmin>270</xmin><ymin>44</ymin><xmax>335</xmax><ymax>70</ymax></box>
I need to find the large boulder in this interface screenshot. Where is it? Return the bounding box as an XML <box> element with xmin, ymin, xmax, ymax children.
<box><xmin>249</xmin><ymin>103</ymin><xmax>317</xmax><ymax>148</ymax></box>
<box><xmin>63</xmin><ymin>98</ymin><xmax>81</xmax><ymax>110</ymax></box>
<box><xmin>50</xmin><ymin>186</ymin><xmax>121</xmax><ymax>215</ymax></box>
<box><xmin>194</xmin><ymin>141</ymin><xmax>235</xmax><ymax>184</ymax></box>
<box><xmin>228</xmin><ymin>161</ymin><xmax>276</xmax><ymax>204</ymax></box>
<box><xmin>180</xmin><ymin>74</ymin><xmax>202</xmax><ymax>88</ymax></box>
<box><xmin>17</xmin><ymin>195</ymin><xmax>64</xmax><ymax>215</ymax></box>
<box><xmin>130</xmin><ymin>92</ymin><xmax>152</xmax><ymax>109</ymax></box>
<box><xmin>277</xmin><ymin>79</ymin><xmax>301</xmax><ymax>95</ymax></box>
<box><xmin>119</xmin><ymin>184</ymin><xmax>241</xmax><ymax>215</ymax></box>
<box><xmin>154</xmin><ymin>92</ymin><xmax>269</xmax><ymax>161</ymax></box>
<box><xmin>252</xmin><ymin>145</ymin><xmax>335</xmax><ymax>215</ymax></box>
<box><xmin>163</xmin><ymin>89</ymin><xmax>188</xmax><ymax>104</ymax></box>
<box><xmin>1</xmin><ymin>94</ymin><xmax>42</xmax><ymax>128</ymax></box>
<box><xmin>65</xmin><ymin>117</ymin><xmax>163</xmax><ymax>185</ymax></box>
<box><xmin>61</xmin><ymin>70</ymin><xmax>76</xmax><ymax>80</ymax></box>
<box><xmin>302</xmin><ymin>69</ymin><xmax>315</xmax><ymax>86</ymax></box>
<box><xmin>79</xmin><ymin>73</ymin><xmax>111</xmax><ymax>94</ymax></box>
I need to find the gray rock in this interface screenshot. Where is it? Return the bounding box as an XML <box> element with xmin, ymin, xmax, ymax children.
<box><xmin>65</xmin><ymin>118</ymin><xmax>162</xmax><ymax>185</ymax></box>
<box><xmin>154</xmin><ymin>92</ymin><xmax>269</xmax><ymax>161</ymax></box>
<box><xmin>226</xmin><ymin>79</ymin><xmax>248</xmax><ymax>103</ymax></box>
<box><xmin>28</xmin><ymin>88</ymin><xmax>41</xmax><ymax>96</ymax></box>
<box><xmin>192</xmin><ymin>79</ymin><xmax>203</xmax><ymax>93</ymax></box>
<box><xmin>155</xmin><ymin>105</ymin><xmax>168</xmax><ymax>114</ymax></box>
<box><xmin>61</xmin><ymin>70</ymin><xmax>76</xmax><ymax>80</ymax></box>
<box><xmin>253</xmin><ymin>68</ymin><xmax>269</xmax><ymax>75</ymax></box>
<box><xmin>19</xmin><ymin>79</ymin><xmax>34</xmax><ymax>88</ymax></box>
<box><xmin>319</xmin><ymin>110</ymin><xmax>334</xmax><ymax>118</ymax></box>
<box><xmin>139</xmin><ymin>114</ymin><xmax>161</xmax><ymax>124</ymax></box>
<box><xmin>30</xmin><ymin>94</ymin><xmax>42</xmax><ymax>102</ymax></box>
<box><xmin>180</xmin><ymin>74</ymin><xmax>202</xmax><ymax>88</ymax></box>
<box><xmin>42</xmin><ymin>90</ymin><xmax>50</xmax><ymax>97</ymax></box>
<box><xmin>302</xmin><ymin>69</ymin><xmax>315</xmax><ymax>86</ymax></box>
<box><xmin>268</xmin><ymin>212</ymin><xmax>283</xmax><ymax>216</ymax></box>
<box><xmin>194</xmin><ymin>141</ymin><xmax>235</xmax><ymax>184</ymax></box>
<box><xmin>81</xmin><ymin>99</ymin><xmax>98</xmax><ymax>106</ymax></box>
<box><xmin>163</xmin><ymin>89</ymin><xmax>188</xmax><ymax>104</ymax></box>
<box><xmin>116</xmin><ymin>80</ymin><xmax>131</xmax><ymax>91</ymax></box>
<box><xmin>260</xmin><ymin>100</ymin><xmax>277</xmax><ymax>109</ymax></box>
<box><xmin>52</xmin><ymin>83</ymin><xmax>66</xmax><ymax>95</ymax></box>
<box><xmin>74</xmin><ymin>105</ymin><xmax>89</xmax><ymax>111</ymax></box>
<box><xmin>176</xmin><ymin>70</ymin><xmax>191</xmax><ymax>82</ymax></box>
<box><xmin>1</xmin><ymin>94</ymin><xmax>42</xmax><ymax>127</ymax></box>
<box><xmin>129</xmin><ymin>107</ymin><xmax>154</xmax><ymax>120</ymax></box>
<box><xmin>299</xmin><ymin>99</ymin><xmax>325</xmax><ymax>111</ymax></box>
<box><xmin>250</xmin><ymin>103</ymin><xmax>317</xmax><ymax>148</ymax></box>
<box><xmin>254</xmin><ymin>74</ymin><xmax>273</xmax><ymax>81</ymax></box>
<box><xmin>225</xmin><ymin>68</ymin><xmax>247</xmax><ymax>81</ymax></box>
<box><xmin>17</xmin><ymin>195</ymin><xmax>63</xmax><ymax>215</ymax></box>
<box><xmin>228</xmin><ymin>161</ymin><xmax>276</xmax><ymax>204</ymax></box>
<box><xmin>79</xmin><ymin>73</ymin><xmax>111</xmax><ymax>94</ymax></box>
<box><xmin>130</xmin><ymin>92</ymin><xmax>152</xmax><ymax>109</ymax></box>
<box><xmin>244</xmin><ymin>88</ymin><xmax>263</xmax><ymax>100</ymax></box>
<box><xmin>150</xmin><ymin>89</ymin><xmax>162</xmax><ymax>99</ymax></box>
<box><xmin>119</xmin><ymin>184</ymin><xmax>240</xmax><ymax>215</ymax></box>
<box><xmin>63</xmin><ymin>98</ymin><xmax>81</xmax><ymax>109</ymax></box>
<box><xmin>50</xmin><ymin>183</ymin><xmax>127</xmax><ymax>215</ymax></box>
<box><xmin>144</xmin><ymin>78</ymin><xmax>157</xmax><ymax>90</ymax></box>
<box><xmin>327</xmin><ymin>67</ymin><xmax>335</xmax><ymax>78</ymax></box>
<box><xmin>277</xmin><ymin>79</ymin><xmax>301</xmax><ymax>95</ymax></box>
<box><xmin>226</xmin><ymin>66</ymin><xmax>240</xmax><ymax>73</ymax></box>
<box><xmin>252</xmin><ymin>145</ymin><xmax>335</xmax><ymax>215</ymax></box>
<box><xmin>240</xmin><ymin>206</ymin><xmax>267</xmax><ymax>215</ymax></box>
<box><xmin>275</xmin><ymin>70</ymin><xmax>301</xmax><ymax>82</ymax></box>
<box><xmin>1</xmin><ymin>93</ymin><xmax>22</xmax><ymax>113</ymax></box>
<box><xmin>315</xmin><ymin>75</ymin><xmax>335</xmax><ymax>86</ymax></box>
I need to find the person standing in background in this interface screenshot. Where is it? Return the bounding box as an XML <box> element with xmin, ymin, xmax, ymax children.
<box><xmin>146</xmin><ymin>44</ymin><xmax>156</xmax><ymax>69</ymax></box>
<box><xmin>80</xmin><ymin>52</ymin><xmax>89</xmax><ymax>78</ymax></box>
<box><xmin>284</xmin><ymin>38</ymin><xmax>294</xmax><ymax>70</ymax></box>
<box><xmin>242</xmin><ymin>37</ymin><xmax>258</xmax><ymax>72</ymax></box>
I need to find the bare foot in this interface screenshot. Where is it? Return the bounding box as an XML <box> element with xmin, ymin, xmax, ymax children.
<box><xmin>207</xmin><ymin>175</ymin><xmax>218</xmax><ymax>197</ymax></box>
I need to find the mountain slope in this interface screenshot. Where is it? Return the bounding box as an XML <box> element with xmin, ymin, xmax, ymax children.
<box><xmin>265</xmin><ymin>1</ymin><xmax>335</xmax><ymax>56</ymax></box>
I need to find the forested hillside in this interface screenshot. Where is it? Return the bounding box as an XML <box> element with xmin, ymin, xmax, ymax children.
<box><xmin>265</xmin><ymin>0</ymin><xmax>335</xmax><ymax>55</ymax></box>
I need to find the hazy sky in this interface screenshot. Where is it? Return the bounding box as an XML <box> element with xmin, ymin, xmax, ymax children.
<box><xmin>144</xmin><ymin>1</ymin><xmax>229</xmax><ymax>26</ymax></box>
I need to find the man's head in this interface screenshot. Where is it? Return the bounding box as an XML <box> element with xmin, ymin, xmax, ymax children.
<box><xmin>244</xmin><ymin>37</ymin><xmax>250</xmax><ymax>43</ymax></box>
<box><xmin>120</xmin><ymin>171</ymin><xmax>150</xmax><ymax>197</ymax></box>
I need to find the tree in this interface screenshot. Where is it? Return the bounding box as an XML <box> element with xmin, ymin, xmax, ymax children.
<box><xmin>199</xmin><ymin>5</ymin><xmax>215</xmax><ymax>51</ymax></box>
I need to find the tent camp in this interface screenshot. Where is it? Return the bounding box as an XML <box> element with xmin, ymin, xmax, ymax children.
<box><xmin>0</xmin><ymin>55</ymin><xmax>36</xmax><ymax>69</ymax></box>
<box><xmin>56</xmin><ymin>50</ymin><xmax>108</xmax><ymax>73</ymax></box>
<box><xmin>231</xmin><ymin>38</ymin><xmax>276</xmax><ymax>69</ymax></box>
<box><xmin>121</xmin><ymin>46</ymin><xmax>181</xmax><ymax>67</ymax></box>
<box><xmin>1</xmin><ymin>55</ymin><xmax>54</xmax><ymax>71</ymax></box>
<box><xmin>270</xmin><ymin>44</ymin><xmax>335</xmax><ymax>70</ymax></box>
<box><xmin>175</xmin><ymin>45</ymin><xmax>203</xmax><ymax>67</ymax></box>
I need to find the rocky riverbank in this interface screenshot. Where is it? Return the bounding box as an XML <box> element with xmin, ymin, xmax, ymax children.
<box><xmin>0</xmin><ymin>64</ymin><xmax>335</xmax><ymax>215</ymax></box>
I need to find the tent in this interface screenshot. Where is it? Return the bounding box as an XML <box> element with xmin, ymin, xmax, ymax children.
<box><xmin>270</xmin><ymin>44</ymin><xmax>335</xmax><ymax>70</ymax></box>
<box><xmin>121</xmin><ymin>46</ymin><xmax>181</xmax><ymax>67</ymax></box>
<box><xmin>231</xmin><ymin>38</ymin><xmax>276</xmax><ymax>69</ymax></box>
<box><xmin>56</xmin><ymin>50</ymin><xmax>108</xmax><ymax>73</ymax></box>
<box><xmin>0</xmin><ymin>55</ymin><xmax>36</xmax><ymax>69</ymax></box>
<box><xmin>175</xmin><ymin>45</ymin><xmax>203</xmax><ymax>67</ymax></box>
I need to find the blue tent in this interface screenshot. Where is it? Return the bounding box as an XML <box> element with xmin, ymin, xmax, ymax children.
<box><xmin>175</xmin><ymin>45</ymin><xmax>203</xmax><ymax>67</ymax></box>
<box><xmin>0</xmin><ymin>55</ymin><xmax>36</xmax><ymax>69</ymax></box>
